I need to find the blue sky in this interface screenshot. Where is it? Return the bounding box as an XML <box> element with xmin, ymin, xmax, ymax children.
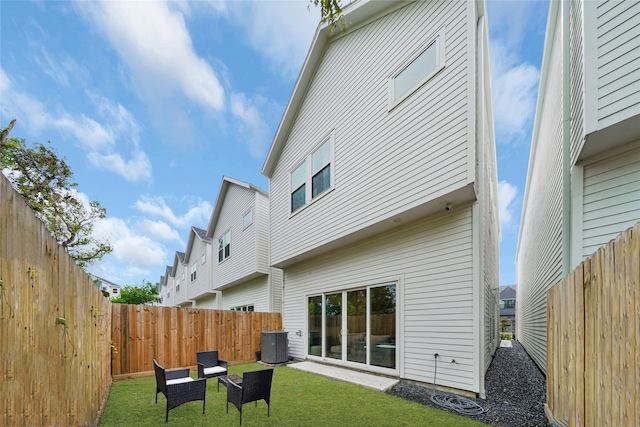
<box><xmin>1</xmin><ymin>0</ymin><xmax>549</xmax><ymax>288</ymax></box>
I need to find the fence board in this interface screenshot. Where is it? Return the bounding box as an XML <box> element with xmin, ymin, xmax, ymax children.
<box><xmin>110</xmin><ymin>305</ymin><xmax>281</xmax><ymax>375</ymax></box>
<box><xmin>0</xmin><ymin>176</ymin><xmax>112</xmax><ymax>427</ymax></box>
<box><xmin>546</xmin><ymin>222</ymin><xmax>639</xmax><ymax>426</ymax></box>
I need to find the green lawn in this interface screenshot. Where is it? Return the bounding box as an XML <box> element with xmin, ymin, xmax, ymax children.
<box><xmin>100</xmin><ymin>363</ymin><xmax>487</xmax><ymax>427</ymax></box>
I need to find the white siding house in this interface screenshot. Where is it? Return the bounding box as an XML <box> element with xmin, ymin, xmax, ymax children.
<box><xmin>171</xmin><ymin>251</ymin><xmax>190</xmax><ymax>307</ymax></box>
<box><xmin>157</xmin><ymin>266</ymin><xmax>174</xmax><ymax>307</ymax></box>
<box><xmin>517</xmin><ymin>0</ymin><xmax>640</xmax><ymax>372</ymax></box>
<box><xmin>203</xmin><ymin>176</ymin><xmax>283</xmax><ymax>313</ymax></box>
<box><xmin>261</xmin><ymin>0</ymin><xmax>499</xmax><ymax>396</ymax></box>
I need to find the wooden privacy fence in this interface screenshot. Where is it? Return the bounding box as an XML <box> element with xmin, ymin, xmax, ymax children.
<box><xmin>0</xmin><ymin>176</ymin><xmax>113</xmax><ymax>427</ymax></box>
<box><xmin>546</xmin><ymin>221</ymin><xmax>639</xmax><ymax>427</ymax></box>
<box><xmin>111</xmin><ymin>304</ymin><xmax>282</xmax><ymax>376</ymax></box>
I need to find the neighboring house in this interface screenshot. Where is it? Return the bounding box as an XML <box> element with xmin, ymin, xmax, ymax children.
<box><xmin>204</xmin><ymin>176</ymin><xmax>283</xmax><ymax>313</ymax></box>
<box><xmin>261</xmin><ymin>0</ymin><xmax>499</xmax><ymax>396</ymax></box>
<box><xmin>171</xmin><ymin>251</ymin><xmax>189</xmax><ymax>307</ymax></box>
<box><xmin>181</xmin><ymin>226</ymin><xmax>216</xmax><ymax>307</ymax></box>
<box><xmin>517</xmin><ymin>0</ymin><xmax>640</xmax><ymax>372</ymax></box>
<box><xmin>157</xmin><ymin>266</ymin><xmax>174</xmax><ymax>307</ymax></box>
<box><xmin>499</xmin><ymin>285</ymin><xmax>516</xmax><ymax>333</ymax></box>
<box><xmin>93</xmin><ymin>276</ymin><xmax>121</xmax><ymax>298</ymax></box>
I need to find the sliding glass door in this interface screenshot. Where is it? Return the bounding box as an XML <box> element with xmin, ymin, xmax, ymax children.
<box><xmin>307</xmin><ymin>283</ymin><xmax>396</xmax><ymax>370</ymax></box>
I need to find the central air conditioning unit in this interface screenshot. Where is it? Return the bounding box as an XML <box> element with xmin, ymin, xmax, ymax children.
<box><xmin>260</xmin><ymin>331</ymin><xmax>289</xmax><ymax>364</ymax></box>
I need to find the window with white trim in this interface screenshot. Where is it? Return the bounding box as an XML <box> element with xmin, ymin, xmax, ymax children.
<box><xmin>290</xmin><ymin>135</ymin><xmax>333</xmax><ymax>213</ymax></box>
<box><xmin>176</xmin><ymin>277</ymin><xmax>181</xmax><ymax>293</ymax></box>
<box><xmin>243</xmin><ymin>210</ymin><xmax>253</xmax><ymax>229</ymax></box>
<box><xmin>201</xmin><ymin>253</ymin><xmax>206</xmax><ymax>264</ymax></box>
<box><xmin>231</xmin><ymin>304</ymin><xmax>254</xmax><ymax>312</ymax></box>
<box><xmin>218</xmin><ymin>230</ymin><xmax>231</xmax><ymax>262</ymax></box>
<box><xmin>390</xmin><ymin>28</ymin><xmax>445</xmax><ymax>105</ymax></box>
<box><xmin>190</xmin><ymin>263</ymin><xmax>197</xmax><ymax>282</ymax></box>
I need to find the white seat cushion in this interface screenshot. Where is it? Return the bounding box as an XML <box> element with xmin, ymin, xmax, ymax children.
<box><xmin>166</xmin><ymin>377</ymin><xmax>194</xmax><ymax>386</ymax></box>
<box><xmin>203</xmin><ymin>366</ymin><xmax>227</xmax><ymax>375</ymax></box>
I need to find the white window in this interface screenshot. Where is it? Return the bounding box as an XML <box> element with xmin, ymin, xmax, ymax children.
<box><xmin>290</xmin><ymin>135</ymin><xmax>334</xmax><ymax>213</ymax></box>
<box><xmin>181</xmin><ymin>273</ymin><xmax>185</xmax><ymax>282</ymax></box>
<box><xmin>231</xmin><ymin>304</ymin><xmax>255</xmax><ymax>312</ymax></box>
<box><xmin>390</xmin><ymin>28</ymin><xmax>445</xmax><ymax>106</ymax></box>
<box><xmin>218</xmin><ymin>230</ymin><xmax>231</xmax><ymax>262</ymax></box>
<box><xmin>176</xmin><ymin>277</ymin><xmax>180</xmax><ymax>293</ymax></box>
<box><xmin>112</xmin><ymin>288</ymin><xmax>118</xmax><ymax>294</ymax></box>
<box><xmin>190</xmin><ymin>263</ymin><xmax>197</xmax><ymax>282</ymax></box>
<box><xmin>243</xmin><ymin>210</ymin><xmax>253</xmax><ymax>229</ymax></box>
<box><xmin>201</xmin><ymin>253</ymin><xmax>206</xmax><ymax>265</ymax></box>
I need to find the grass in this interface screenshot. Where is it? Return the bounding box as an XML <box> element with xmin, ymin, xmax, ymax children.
<box><xmin>100</xmin><ymin>363</ymin><xmax>488</xmax><ymax>427</ymax></box>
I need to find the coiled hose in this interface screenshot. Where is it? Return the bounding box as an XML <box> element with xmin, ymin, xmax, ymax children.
<box><xmin>430</xmin><ymin>353</ymin><xmax>487</xmax><ymax>416</ymax></box>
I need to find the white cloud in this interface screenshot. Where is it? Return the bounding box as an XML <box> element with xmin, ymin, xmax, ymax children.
<box><xmin>77</xmin><ymin>0</ymin><xmax>224</xmax><ymax>111</ymax></box>
<box><xmin>91</xmin><ymin>217</ymin><xmax>168</xmax><ymax>281</ymax></box>
<box><xmin>230</xmin><ymin>92</ymin><xmax>272</xmax><ymax>158</ymax></box>
<box><xmin>498</xmin><ymin>180</ymin><xmax>518</xmax><ymax>228</ymax></box>
<box><xmin>226</xmin><ymin>1</ymin><xmax>319</xmax><ymax>80</ymax></box>
<box><xmin>133</xmin><ymin>195</ymin><xmax>212</xmax><ymax>229</ymax></box>
<box><xmin>138</xmin><ymin>219</ymin><xmax>184</xmax><ymax>245</ymax></box>
<box><xmin>490</xmin><ymin>42</ymin><xmax>539</xmax><ymax>143</ymax></box>
<box><xmin>1</xmin><ymin>68</ymin><xmax>153</xmax><ymax>182</ymax></box>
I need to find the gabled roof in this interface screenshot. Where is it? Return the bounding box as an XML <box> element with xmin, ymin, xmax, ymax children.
<box><xmin>205</xmin><ymin>176</ymin><xmax>268</xmax><ymax>238</ymax></box>
<box><xmin>184</xmin><ymin>226</ymin><xmax>213</xmax><ymax>262</ymax></box>
<box><xmin>261</xmin><ymin>0</ymin><xmax>416</xmax><ymax>177</ymax></box>
<box><xmin>171</xmin><ymin>251</ymin><xmax>186</xmax><ymax>274</ymax></box>
<box><xmin>500</xmin><ymin>285</ymin><xmax>517</xmax><ymax>299</ymax></box>
<box><xmin>165</xmin><ymin>265</ymin><xmax>173</xmax><ymax>278</ymax></box>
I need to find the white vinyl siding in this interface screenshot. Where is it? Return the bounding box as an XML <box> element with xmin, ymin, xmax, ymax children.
<box><xmin>516</xmin><ymin>14</ymin><xmax>565</xmax><ymax>373</ymax></box>
<box><xmin>186</xmin><ymin>236</ymin><xmax>212</xmax><ymax>300</ymax></box>
<box><xmin>283</xmin><ymin>208</ymin><xmax>477</xmax><ymax>392</ymax></box>
<box><xmin>570</xmin><ymin>0</ymin><xmax>585</xmax><ymax>165</ymax></box>
<box><xmin>269</xmin><ymin>267</ymin><xmax>283</xmax><ymax>313</ymax></box>
<box><xmin>581</xmin><ymin>141</ymin><xmax>640</xmax><ymax>258</ymax></box>
<box><xmin>585</xmin><ymin>0</ymin><xmax>640</xmax><ymax>131</ymax></box>
<box><xmin>221</xmin><ymin>276</ymin><xmax>271</xmax><ymax>313</ymax></box>
<box><xmin>212</xmin><ymin>185</ymin><xmax>258</xmax><ymax>288</ymax></box>
<box><xmin>269</xmin><ymin>0</ymin><xmax>470</xmax><ymax>266</ymax></box>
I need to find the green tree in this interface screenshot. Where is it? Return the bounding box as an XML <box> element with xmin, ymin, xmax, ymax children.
<box><xmin>311</xmin><ymin>0</ymin><xmax>347</xmax><ymax>33</ymax></box>
<box><xmin>1</xmin><ymin>121</ymin><xmax>113</xmax><ymax>268</ymax></box>
<box><xmin>111</xmin><ymin>280</ymin><xmax>161</xmax><ymax>305</ymax></box>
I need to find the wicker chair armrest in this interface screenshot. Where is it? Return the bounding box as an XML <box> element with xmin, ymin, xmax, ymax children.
<box><xmin>227</xmin><ymin>379</ymin><xmax>243</xmax><ymax>402</ymax></box>
<box><xmin>197</xmin><ymin>362</ymin><xmax>205</xmax><ymax>378</ymax></box>
<box><xmin>219</xmin><ymin>359</ymin><xmax>228</xmax><ymax>369</ymax></box>
<box><xmin>166</xmin><ymin>368</ymin><xmax>190</xmax><ymax>381</ymax></box>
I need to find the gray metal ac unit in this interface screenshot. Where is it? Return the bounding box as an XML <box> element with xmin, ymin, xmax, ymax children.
<box><xmin>261</xmin><ymin>331</ymin><xmax>288</xmax><ymax>364</ymax></box>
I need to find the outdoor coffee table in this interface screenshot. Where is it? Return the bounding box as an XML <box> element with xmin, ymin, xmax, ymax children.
<box><xmin>217</xmin><ymin>373</ymin><xmax>243</xmax><ymax>392</ymax></box>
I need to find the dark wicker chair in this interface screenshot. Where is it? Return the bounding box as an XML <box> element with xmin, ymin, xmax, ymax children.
<box><xmin>196</xmin><ymin>350</ymin><xmax>228</xmax><ymax>390</ymax></box>
<box><xmin>226</xmin><ymin>368</ymin><xmax>274</xmax><ymax>425</ymax></box>
<box><xmin>153</xmin><ymin>359</ymin><xmax>206</xmax><ymax>422</ymax></box>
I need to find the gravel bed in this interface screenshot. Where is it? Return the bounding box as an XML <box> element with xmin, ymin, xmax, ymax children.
<box><xmin>387</xmin><ymin>341</ymin><xmax>548</xmax><ymax>426</ymax></box>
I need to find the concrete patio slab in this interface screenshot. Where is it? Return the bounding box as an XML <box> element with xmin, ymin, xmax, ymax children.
<box><xmin>287</xmin><ymin>361</ymin><xmax>399</xmax><ymax>392</ymax></box>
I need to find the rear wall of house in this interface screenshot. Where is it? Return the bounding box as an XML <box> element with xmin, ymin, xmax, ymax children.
<box><xmin>282</xmin><ymin>207</ymin><xmax>481</xmax><ymax>393</ymax></box>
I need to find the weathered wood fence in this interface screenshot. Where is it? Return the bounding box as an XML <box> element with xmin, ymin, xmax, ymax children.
<box><xmin>0</xmin><ymin>174</ymin><xmax>283</xmax><ymax>426</ymax></box>
<box><xmin>111</xmin><ymin>304</ymin><xmax>282</xmax><ymax>376</ymax></box>
<box><xmin>0</xmin><ymin>176</ymin><xmax>113</xmax><ymax>427</ymax></box>
<box><xmin>546</xmin><ymin>221</ymin><xmax>639</xmax><ymax>426</ymax></box>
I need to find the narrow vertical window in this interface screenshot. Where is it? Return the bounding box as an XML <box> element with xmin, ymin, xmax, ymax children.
<box><xmin>312</xmin><ymin>139</ymin><xmax>331</xmax><ymax>198</ymax></box>
<box><xmin>243</xmin><ymin>210</ymin><xmax>253</xmax><ymax>228</ymax></box>
<box><xmin>190</xmin><ymin>263</ymin><xmax>197</xmax><ymax>282</ymax></box>
<box><xmin>291</xmin><ymin>162</ymin><xmax>306</xmax><ymax>213</ymax></box>
<box><xmin>218</xmin><ymin>230</ymin><xmax>231</xmax><ymax>262</ymax></box>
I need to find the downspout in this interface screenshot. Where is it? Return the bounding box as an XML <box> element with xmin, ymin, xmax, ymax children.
<box><xmin>475</xmin><ymin>5</ymin><xmax>487</xmax><ymax>399</ymax></box>
<box><xmin>561</xmin><ymin>0</ymin><xmax>572</xmax><ymax>275</ymax></box>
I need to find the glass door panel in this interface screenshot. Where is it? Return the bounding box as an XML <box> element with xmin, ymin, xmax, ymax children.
<box><xmin>307</xmin><ymin>296</ymin><xmax>322</xmax><ymax>356</ymax></box>
<box><xmin>325</xmin><ymin>293</ymin><xmax>342</xmax><ymax>360</ymax></box>
<box><xmin>369</xmin><ymin>284</ymin><xmax>396</xmax><ymax>369</ymax></box>
<box><xmin>346</xmin><ymin>289</ymin><xmax>366</xmax><ymax>363</ymax></box>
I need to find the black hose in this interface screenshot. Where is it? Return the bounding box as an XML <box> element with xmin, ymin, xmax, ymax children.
<box><xmin>430</xmin><ymin>353</ymin><xmax>487</xmax><ymax>416</ymax></box>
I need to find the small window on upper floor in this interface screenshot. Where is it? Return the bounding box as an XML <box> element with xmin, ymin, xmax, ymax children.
<box><xmin>201</xmin><ymin>253</ymin><xmax>206</xmax><ymax>265</ymax></box>
<box><xmin>290</xmin><ymin>134</ymin><xmax>334</xmax><ymax>213</ymax></box>
<box><xmin>390</xmin><ymin>28</ymin><xmax>445</xmax><ymax>107</ymax></box>
<box><xmin>243</xmin><ymin>209</ymin><xmax>253</xmax><ymax>229</ymax></box>
<box><xmin>218</xmin><ymin>230</ymin><xmax>231</xmax><ymax>262</ymax></box>
<box><xmin>190</xmin><ymin>263</ymin><xmax>197</xmax><ymax>282</ymax></box>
